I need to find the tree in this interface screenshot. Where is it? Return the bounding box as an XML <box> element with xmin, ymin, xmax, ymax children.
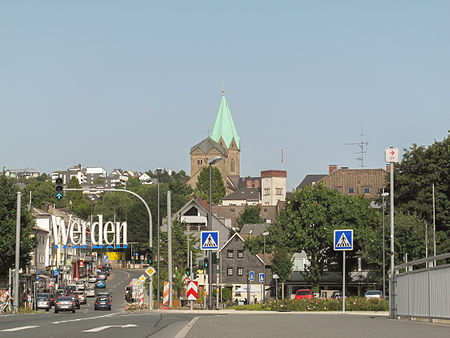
<box><xmin>393</xmin><ymin>135</ymin><xmax>450</xmax><ymax>253</ymax></box>
<box><xmin>22</xmin><ymin>178</ymin><xmax>57</xmax><ymax>209</ymax></box>
<box><xmin>195</xmin><ymin>167</ymin><xmax>226</xmax><ymax>204</ymax></box>
<box><xmin>0</xmin><ymin>175</ymin><xmax>36</xmax><ymax>276</ymax></box>
<box><xmin>271</xmin><ymin>247</ymin><xmax>293</xmax><ymax>299</ymax></box>
<box><xmin>65</xmin><ymin>177</ymin><xmax>92</xmax><ymax>219</ymax></box>
<box><xmin>236</xmin><ymin>205</ymin><xmax>263</xmax><ymax>232</ymax></box>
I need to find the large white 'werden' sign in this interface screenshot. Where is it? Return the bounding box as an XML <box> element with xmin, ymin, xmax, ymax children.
<box><xmin>51</xmin><ymin>215</ymin><xmax>128</xmax><ymax>249</ymax></box>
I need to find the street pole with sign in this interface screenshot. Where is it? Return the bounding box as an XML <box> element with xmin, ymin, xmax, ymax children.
<box><xmin>334</xmin><ymin>229</ymin><xmax>353</xmax><ymax>314</ymax></box>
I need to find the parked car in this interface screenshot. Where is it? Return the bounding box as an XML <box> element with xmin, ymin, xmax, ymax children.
<box><xmin>364</xmin><ymin>290</ymin><xmax>382</xmax><ymax>299</ymax></box>
<box><xmin>73</xmin><ymin>290</ymin><xmax>87</xmax><ymax>304</ymax></box>
<box><xmin>36</xmin><ymin>295</ymin><xmax>51</xmax><ymax>311</ymax></box>
<box><xmin>331</xmin><ymin>291</ymin><xmax>346</xmax><ymax>299</ymax></box>
<box><xmin>295</xmin><ymin>289</ymin><xmax>314</xmax><ymax>300</ymax></box>
<box><xmin>95</xmin><ymin>296</ymin><xmax>111</xmax><ymax>311</ymax></box>
<box><xmin>54</xmin><ymin>296</ymin><xmax>76</xmax><ymax>313</ymax></box>
<box><xmin>86</xmin><ymin>287</ymin><xmax>96</xmax><ymax>297</ymax></box>
<box><xmin>96</xmin><ymin>280</ymin><xmax>106</xmax><ymax>288</ymax></box>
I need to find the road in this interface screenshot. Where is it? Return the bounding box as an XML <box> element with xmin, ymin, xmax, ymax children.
<box><xmin>1</xmin><ymin>269</ymin><xmax>448</xmax><ymax>337</ymax></box>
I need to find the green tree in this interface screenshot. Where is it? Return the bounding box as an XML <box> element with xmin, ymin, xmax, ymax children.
<box><xmin>393</xmin><ymin>135</ymin><xmax>450</xmax><ymax>253</ymax></box>
<box><xmin>65</xmin><ymin>177</ymin><xmax>92</xmax><ymax>219</ymax></box>
<box><xmin>0</xmin><ymin>175</ymin><xmax>36</xmax><ymax>276</ymax></box>
<box><xmin>22</xmin><ymin>178</ymin><xmax>57</xmax><ymax>209</ymax></box>
<box><xmin>271</xmin><ymin>247</ymin><xmax>293</xmax><ymax>299</ymax></box>
<box><xmin>236</xmin><ymin>205</ymin><xmax>263</xmax><ymax>232</ymax></box>
<box><xmin>93</xmin><ymin>177</ymin><xmax>105</xmax><ymax>185</ymax></box>
<box><xmin>195</xmin><ymin>167</ymin><xmax>226</xmax><ymax>204</ymax></box>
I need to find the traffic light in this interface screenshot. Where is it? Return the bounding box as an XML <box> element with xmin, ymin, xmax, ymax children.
<box><xmin>193</xmin><ymin>266</ymin><xmax>198</xmax><ymax>279</ymax></box>
<box><xmin>204</xmin><ymin>257</ymin><xmax>209</xmax><ymax>271</ymax></box>
<box><xmin>185</xmin><ymin>267</ymin><xmax>191</xmax><ymax>277</ymax></box>
<box><xmin>146</xmin><ymin>248</ymin><xmax>153</xmax><ymax>265</ymax></box>
<box><xmin>212</xmin><ymin>252</ymin><xmax>219</xmax><ymax>264</ymax></box>
<box><xmin>55</xmin><ymin>177</ymin><xmax>64</xmax><ymax>200</ymax></box>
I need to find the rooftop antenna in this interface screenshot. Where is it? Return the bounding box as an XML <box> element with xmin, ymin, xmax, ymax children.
<box><xmin>345</xmin><ymin>134</ymin><xmax>368</xmax><ymax>168</ymax></box>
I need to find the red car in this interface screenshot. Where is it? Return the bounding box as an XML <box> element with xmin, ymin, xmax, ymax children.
<box><xmin>295</xmin><ymin>289</ymin><xmax>314</xmax><ymax>300</ymax></box>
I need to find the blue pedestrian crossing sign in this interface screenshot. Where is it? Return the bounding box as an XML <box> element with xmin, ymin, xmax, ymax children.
<box><xmin>334</xmin><ymin>229</ymin><xmax>353</xmax><ymax>251</ymax></box>
<box><xmin>201</xmin><ymin>231</ymin><xmax>219</xmax><ymax>250</ymax></box>
<box><xmin>259</xmin><ymin>273</ymin><xmax>264</xmax><ymax>283</ymax></box>
<box><xmin>249</xmin><ymin>271</ymin><xmax>255</xmax><ymax>282</ymax></box>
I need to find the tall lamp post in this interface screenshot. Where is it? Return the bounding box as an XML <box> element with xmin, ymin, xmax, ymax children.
<box><xmin>381</xmin><ymin>190</ymin><xmax>389</xmax><ymax>299</ymax></box>
<box><xmin>207</xmin><ymin>156</ymin><xmax>222</xmax><ymax>310</ymax></box>
<box><xmin>263</xmin><ymin>232</ymin><xmax>269</xmax><ymax>302</ymax></box>
<box><xmin>156</xmin><ymin>168</ymin><xmax>162</xmax><ymax>309</ymax></box>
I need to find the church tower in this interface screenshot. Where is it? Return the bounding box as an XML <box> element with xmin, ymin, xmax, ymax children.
<box><xmin>188</xmin><ymin>91</ymin><xmax>241</xmax><ymax>193</ymax></box>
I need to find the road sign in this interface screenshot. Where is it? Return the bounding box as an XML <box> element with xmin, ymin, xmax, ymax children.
<box><xmin>249</xmin><ymin>271</ymin><xmax>255</xmax><ymax>282</ymax></box>
<box><xmin>36</xmin><ymin>275</ymin><xmax>40</xmax><ymax>281</ymax></box>
<box><xmin>187</xmin><ymin>281</ymin><xmax>198</xmax><ymax>301</ymax></box>
<box><xmin>334</xmin><ymin>229</ymin><xmax>353</xmax><ymax>251</ymax></box>
<box><xmin>145</xmin><ymin>266</ymin><xmax>156</xmax><ymax>277</ymax></box>
<box><xmin>201</xmin><ymin>231</ymin><xmax>219</xmax><ymax>250</ymax></box>
<box><xmin>259</xmin><ymin>273</ymin><xmax>264</xmax><ymax>283</ymax></box>
<box><xmin>385</xmin><ymin>147</ymin><xmax>400</xmax><ymax>163</ymax></box>
<box><xmin>139</xmin><ymin>274</ymin><xmax>147</xmax><ymax>283</ymax></box>
<box><xmin>54</xmin><ymin>269</ymin><xmax>58</xmax><ymax>276</ymax></box>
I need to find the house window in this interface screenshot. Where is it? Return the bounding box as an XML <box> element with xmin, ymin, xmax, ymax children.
<box><xmin>275</xmin><ymin>188</ymin><xmax>283</xmax><ymax>195</ymax></box>
<box><xmin>264</xmin><ymin>188</ymin><xmax>270</xmax><ymax>196</ymax></box>
<box><xmin>333</xmin><ymin>186</ymin><xmax>341</xmax><ymax>192</ymax></box>
<box><xmin>227</xmin><ymin>268</ymin><xmax>233</xmax><ymax>276</ymax></box>
<box><xmin>227</xmin><ymin>250</ymin><xmax>234</xmax><ymax>258</ymax></box>
<box><xmin>237</xmin><ymin>250</ymin><xmax>244</xmax><ymax>258</ymax></box>
<box><xmin>363</xmin><ymin>187</ymin><xmax>371</xmax><ymax>194</ymax></box>
<box><xmin>230</xmin><ymin>208</ymin><xmax>235</xmax><ymax>212</ymax></box>
<box><xmin>237</xmin><ymin>268</ymin><xmax>243</xmax><ymax>276</ymax></box>
<box><xmin>231</xmin><ymin>159</ymin><xmax>235</xmax><ymax>173</ymax></box>
<box><xmin>348</xmin><ymin>187</ymin><xmax>355</xmax><ymax>194</ymax></box>
<box><xmin>197</xmin><ymin>159</ymin><xmax>202</xmax><ymax>165</ymax></box>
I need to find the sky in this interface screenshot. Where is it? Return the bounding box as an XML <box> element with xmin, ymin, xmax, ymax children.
<box><xmin>1</xmin><ymin>1</ymin><xmax>449</xmax><ymax>191</ymax></box>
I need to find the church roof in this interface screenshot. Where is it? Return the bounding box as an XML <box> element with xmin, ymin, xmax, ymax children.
<box><xmin>210</xmin><ymin>94</ymin><xmax>240</xmax><ymax>149</ymax></box>
<box><xmin>190</xmin><ymin>137</ymin><xmax>227</xmax><ymax>156</ymax></box>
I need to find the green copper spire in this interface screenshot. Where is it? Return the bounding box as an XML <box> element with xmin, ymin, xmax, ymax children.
<box><xmin>210</xmin><ymin>92</ymin><xmax>240</xmax><ymax>149</ymax></box>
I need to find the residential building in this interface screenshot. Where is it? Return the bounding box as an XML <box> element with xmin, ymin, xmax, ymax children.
<box><xmin>221</xmin><ymin>187</ymin><xmax>260</xmax><ymax>206</ymax></box>
<box><xmin>261</xmin><ymin>170</ymin><xmax>287</xmax><ymax>206</ymax></box>
<box><xmin>4</xmin><ymin>168</ymin><xmax>40</xmax><ymax>179</ymax></box>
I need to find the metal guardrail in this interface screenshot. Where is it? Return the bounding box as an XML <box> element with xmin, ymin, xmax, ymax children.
<box><xmin>394</xmin><ymin>253</ymin><xmax>450</xmax><ymax>321</ymax></box>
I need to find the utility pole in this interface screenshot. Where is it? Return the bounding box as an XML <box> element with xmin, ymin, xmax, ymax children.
<box><xmin>167</xmin><ymin>191</ymin><xmax>173</xmax><ymax>308</ymax></box>
<box><xmin>14</xmin><ymin>192</ymin><xmax>21</xmax><ymax>310</ymax></box>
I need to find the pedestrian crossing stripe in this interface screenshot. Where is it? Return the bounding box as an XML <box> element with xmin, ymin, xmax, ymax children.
<box><xmin>336</xmin><ymin>233</ymin><xmax>351</xmax><ymax>247</ymax></box>
<box><xmin>203</xmin><ymin>234</ymin><xmax>217</xmax><ymax>247</ymax></box>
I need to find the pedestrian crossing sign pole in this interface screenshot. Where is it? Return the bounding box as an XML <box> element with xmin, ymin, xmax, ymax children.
<box><xmin>334</xmin><ymin>229</ymin><xmax>353</xmax><ymax>314</ymax></box>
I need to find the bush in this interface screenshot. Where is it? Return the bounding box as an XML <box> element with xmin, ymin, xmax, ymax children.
<box><xmin>231</xmin><ymin>297</ymin><xmax>388</xmax><ymax>312</ymax></box>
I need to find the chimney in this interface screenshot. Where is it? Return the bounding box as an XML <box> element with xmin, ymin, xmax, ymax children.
<box><xmin>329</xmin><ymin>165</ymin><xmax>338</xmax><ymax>175</ymax></box>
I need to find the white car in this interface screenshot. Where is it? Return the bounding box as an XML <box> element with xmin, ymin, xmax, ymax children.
<box><xmin>364</xmin><ymin>290</ymin><xmax>382</xmax><ymax>299</ymax></box>
<box><xmin>85</xmin><ymin>287</ymin><xmax>96</xmax><ymax>297</ymax></box>
<box><xmin>88</xmin><ymin>275</ymin><xmax>97</xmax><ymax>283</ymax></box>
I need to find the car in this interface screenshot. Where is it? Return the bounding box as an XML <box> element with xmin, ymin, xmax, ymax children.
<box><xmin>88</xmin><ymin>275</ymin><xmax>97</xmax><ymax>283</ymax></box>
<box><xmin>54</xmin><ymin>296</ymin><xmax>76</xmax><ymax>313</ymax></box>
<box><xmin>96</xmin><ymin>291</ymin><xmax>111</xmax><ymax>301</ymax></box>
<box><xmin>97</xmin><ymin>273</ymin><xmax>107</xmax><ymax>281</ymax></box>
<box><xmin>295</xmin><ymin>289</ymin><xmax>314</xmax><ymax>300</ymax></box>
<box><xmin>67</xmin><ymin>293</ymin><xmax>81</xmax><ymax>309</ymax></box>
<box><xmin>73</xmin><ymin>290</ymin><xmax>87</xmax><ymax>304</ymax></box>
<box><xmin>331</xmin><ymin>291</ymin><xmax>345</xmax><ymax>299</ymax></box>
<box><xmin>36</xmin><ymin>296</ymin><xmax>51</xmax><ymax>311</ymax></box>
<box><xmin>364</xmin><ymin>290</ymin><xmax>382</xmax><ymax>299</ymax></box>
<box><xmin>85</xmin><ymin>287</ymin><xmax>96</xmax><ymax>297</ymax></box>
<box><xmin>76</xmin><ymin>281</ymin><xmax>86</xmax><ymax>290</ymax></box>
<box><xmin>96</xmin><ymin>280</ymin><xmax>106</xmax><ymax>288</ymax></box>
<box><xmin>95</xmin><ymin>296</ymin><xmax>111</xmax><ymax>311</ymax></box>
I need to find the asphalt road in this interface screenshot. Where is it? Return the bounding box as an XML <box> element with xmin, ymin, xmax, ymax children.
<box><xmin>1</xmin><ymin>269</ymin><xmax>448</xmax><ymax>338</ymax></box>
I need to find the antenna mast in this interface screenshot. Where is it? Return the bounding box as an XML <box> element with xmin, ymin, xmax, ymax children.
<box><xmin>345</xmin><ymin>134</ymin><xmax>368</xmax><ymax>168</ymax></box>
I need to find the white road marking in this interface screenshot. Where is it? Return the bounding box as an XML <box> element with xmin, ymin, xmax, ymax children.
<box><xmin>175</xmin><ymin>316</ymin><xmax>200</xmax><ymax>338</ymax></box>
<box><xmin>52</xmin><ymin>313</ymin><xmax>117</xmax><ymax>324</ymax></box>
<box><xmin>82</xmin><ymin>324</ymin><xmax>137</xmax><ymax>332</ymax></box>
<box><xmin>2</xmin><ymin>325</ymin><xmax>39</xmax><ymax>332</ymax></box>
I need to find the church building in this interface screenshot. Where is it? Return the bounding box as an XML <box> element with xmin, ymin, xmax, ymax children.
<box><xmin>187</xmin><ymin>91</ymin><xmax>241</xmax><ymax>193</ymax></box>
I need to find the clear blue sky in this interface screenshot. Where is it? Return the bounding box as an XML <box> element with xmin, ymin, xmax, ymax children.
<box><xmin>1</xmin><ymin>1</ymin><xmax>449</xmax><ymax>190</ymax></box>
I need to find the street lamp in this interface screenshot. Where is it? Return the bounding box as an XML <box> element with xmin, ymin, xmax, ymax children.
<box><xmin>263</xmin><ymin>232</ymin><xmax>269</xmax><ymax>302</ymax></box>
<box><xmin>156</xmin><ymin>168</ymin><xmax>162</xmax><ymax>309</ymax></box>
<box><xmin>381</xmin><ymin>190</ymin><xmax>389</xmax><ymax>300</ymax></box>
<box><xmin>207</xmin><ymin>156</ymin><xmax>222</xmax><ymax>310</ymax></box>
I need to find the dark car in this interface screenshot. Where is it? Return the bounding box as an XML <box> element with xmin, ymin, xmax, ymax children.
<box><xmin>96</xmin><ymin>291</ymin><xmax>111</xmax><ymax>301</ymax></box>
<box><xmin>54</xmin><ymin>296</ymin><xmax>75</xmax><ymax>313</ymax></box>
<box><xmin>95</xmin><ymin>296</ymin><xmax>111</xmax><ymax>311</ymax></box>
<box><xmin>36</xmin><ymin>296</ymin><xmax>51</xmax><ymax>311</ymax></box>
<box><xmin>331</xmin><ymin>291</ymin><xmax>346</xmax><ymax>299</ymax></box>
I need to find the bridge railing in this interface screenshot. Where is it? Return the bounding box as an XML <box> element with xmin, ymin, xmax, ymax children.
<box><xmin>394</xmin><ymin>253</ymin><xmax>450</xmax><ymax>321</ymax></box>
